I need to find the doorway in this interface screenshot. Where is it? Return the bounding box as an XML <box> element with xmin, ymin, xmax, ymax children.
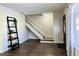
<box><xmin>63</xmin><ymin>14</ymin><xmax>66</xmax><ymax>49</ymax></box>
<box><xmin>58</xmin><ymin>14</ymin><xmax>66</xmax><ymax>49</ymax></box>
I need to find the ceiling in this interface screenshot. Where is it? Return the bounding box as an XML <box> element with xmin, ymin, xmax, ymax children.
<box><xmin>0</xmin><ymin>3</ymin><xmax>67</xmax><ymax>15</ymax></box>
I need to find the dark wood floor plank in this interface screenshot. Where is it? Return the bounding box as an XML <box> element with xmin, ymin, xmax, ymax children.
<box><xmin>0</xmin><ymin>39</ymin><xmax>66</xmax><ymax>56</ymax></box>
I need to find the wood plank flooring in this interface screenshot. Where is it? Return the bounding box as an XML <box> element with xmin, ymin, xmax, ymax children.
<box><xmin>0</xmin><ymin>39</ymin><xmax>66</xmax><ymax>56</ymax></box>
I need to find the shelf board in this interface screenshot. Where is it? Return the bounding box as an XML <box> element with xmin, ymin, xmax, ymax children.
<box><xmin>8</xmin><ymin>37</ymin><xmax>18</xmax><ymax>41</ymax></box>
<box><xmin>8</xmin><ymin>26</ymin><xmax>15</xmax><ymax>28</ymax></box>
<box><xmin>7</xmin><ymin>16</ymin><xmax>15</xmax><ymax>19</ymax></box>
<box><xmin>8</xmin><ymin>43</ymin><xmax>18</xmax><ymax>47</ymax></box>
<box><xmin>8</xmin><ymin>32</ymin><xmax>17</xmax><ymax>34</ymax></box>
<box><xmin>8</xmin><ymin>20</ymin><xmax>16</xmax><ymax>22</ymax></box>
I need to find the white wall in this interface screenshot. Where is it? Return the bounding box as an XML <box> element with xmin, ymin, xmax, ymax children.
<box><xmin>53</xmin><ymin>12</ymin><xmax>63</xmax><ymax>43</ymax></box>
<box><xmin>0</xmin><ymin>9</ymin><xmax>3</xmax><ymax>52</ymax></box>
<box><xmin>74</xmin><ymin>13</ymin><xmax>79</xmax><ymax>56</ymax></box>
<box><xmin>28</xmin><ymin>28</ymin><xmax>38</xmax><ymax>39</ymax></box>
<box><xmin>72</xmin><ymin>4</ymin><xmax>79</xmax><ymax>56</ymax></box>
<box><xmin>63</xmin><ymin>4</ymin><xmax>75</xmax><ymax>56</ymax></box>
<box><xmin>64</xmin><ymin>4</ymin><xmax>79</xmax><ymax>56</ymax></box>
<box><xmin>63</xmin><ymin>5</ymin><xmax>71</xmax><ymax>56</ymax></box>
<box><xmin>75</xmin><ymin>48</ymin><xmax>79</xmax><ymax>56</ymax></box>
<box><xmin>0</xmin><ymin>5</ymin><xmax>29</xmax><ymax>52</ymax></box>
<box><xmin>0</xmin><ymin>22</ymin><xmax>3</xmax><ymax>52</ymax></box>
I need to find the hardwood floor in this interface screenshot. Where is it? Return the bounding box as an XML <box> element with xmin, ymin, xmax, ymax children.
<box><xmin>0</xmin><ymin>39</ymin><xmax>66</xmax><ymax>56</ymax></box>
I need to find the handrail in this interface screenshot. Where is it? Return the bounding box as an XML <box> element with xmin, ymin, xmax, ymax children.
<box><xmin>25</xmin><ymin>16</ymin><xmax>46</xmax><ymax>38</ymax></box>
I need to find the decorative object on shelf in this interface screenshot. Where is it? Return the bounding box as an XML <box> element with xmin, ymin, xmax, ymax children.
<box><xmin>7</xmin><ymin>16</ymin><xmax>19</xmax><ymax>50</ymax></box>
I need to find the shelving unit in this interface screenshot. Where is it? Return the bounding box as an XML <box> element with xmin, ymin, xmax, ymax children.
<box><xmin>7</xmin><ymin>16</ymin><xmax>19</xmax><ymax>50</ymax></box>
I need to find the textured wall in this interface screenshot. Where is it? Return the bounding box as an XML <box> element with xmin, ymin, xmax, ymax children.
<box><xmin>0</xmin><ymin>5</ymin><xmax>29</xmax><ymax>52</ymax></box>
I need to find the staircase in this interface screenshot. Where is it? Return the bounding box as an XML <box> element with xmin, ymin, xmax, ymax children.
<box><xmin>25</xmin><ymin>16</ymin><xmax>46</xmax><ymax>40</ymax></box>
<box><xmin>25</xmin><ymin>16</ymin><xmax>54</xmax><ymax>43</ymax></box>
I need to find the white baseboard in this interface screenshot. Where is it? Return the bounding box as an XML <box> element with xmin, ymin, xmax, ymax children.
<box><xmin>40</xmin><ymin>40</ymin><xmax>64</xmax><ymax>43</ymax></box>
<box><xmin>40</xmin><ymin>41</ymin><xmax>54</xmax><ymax>43</ymax></box>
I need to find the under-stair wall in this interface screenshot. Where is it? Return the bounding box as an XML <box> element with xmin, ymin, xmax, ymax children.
<box><xmin>28</xmin><ymin>28</ymin><xmax>39</xmax><ymax>39</ymax></box>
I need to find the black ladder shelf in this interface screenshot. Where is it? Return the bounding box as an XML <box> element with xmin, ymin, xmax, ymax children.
<box><xmin>7</xmin><ymin>16</ymin><xmax>19</xmax><ymax>50</ymax></box>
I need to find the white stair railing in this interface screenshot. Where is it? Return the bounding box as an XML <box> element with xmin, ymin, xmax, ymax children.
<box><xmin>25</xmin><ymin>15</ymin><xmax>46</xmax><ymax>38</ymax></box>
<box><xmin>25</xmin><ymin>20</ymin><xmax>43</xmax><ymax>39</ymax></box>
